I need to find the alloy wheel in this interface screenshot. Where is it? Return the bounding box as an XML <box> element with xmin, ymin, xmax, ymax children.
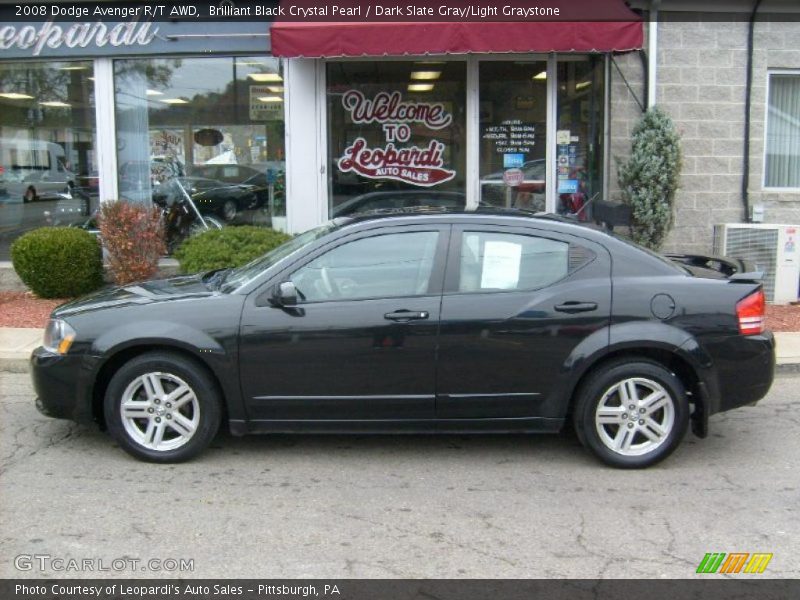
<box><xmin>594</xmin><ymin>377</ymin><xmax>675</xmax><ymax>457</ymax></box>
<box><xmin>119</xmin><ymin>372</ymin><xmax>200</xmax><ymax>452</ymax></box>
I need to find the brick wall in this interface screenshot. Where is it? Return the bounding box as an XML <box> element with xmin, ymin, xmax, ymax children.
<box><xmin>609</xmin><ymin>12</ymin><xmax>800</xmax><ymax>254</ymax></box>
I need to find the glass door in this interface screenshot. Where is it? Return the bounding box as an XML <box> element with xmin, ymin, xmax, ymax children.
<box><xmin>478</xmin><ymin>60</ymin><xmax>548</xmax><ymax>212</ymax></box>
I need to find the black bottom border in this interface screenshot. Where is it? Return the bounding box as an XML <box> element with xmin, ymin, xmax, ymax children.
<box><xmin>3</xmin><ymin>579</ymin><xmax>799</xmax><ymax>600</ymax></box>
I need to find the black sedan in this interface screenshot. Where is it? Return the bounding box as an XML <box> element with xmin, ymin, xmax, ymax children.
<box><xmin>31</xmin><ymin>209</ymin><xmax>775</xmax><ymax>467</ymax></box>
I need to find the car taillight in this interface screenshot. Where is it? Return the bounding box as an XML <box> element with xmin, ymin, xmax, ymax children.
<box><xmin>736</xmin><ymin>289</ymin><xmax>765</xmax><ymax>335</ymax></box>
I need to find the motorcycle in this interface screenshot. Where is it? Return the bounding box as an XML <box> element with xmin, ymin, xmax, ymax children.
<box><xmin>154</xmin><ymin>178</ymin><xmax>223</xmax><ymax>253</ymax></box>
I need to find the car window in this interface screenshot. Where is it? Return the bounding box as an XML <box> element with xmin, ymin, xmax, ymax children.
<box><xmin>291</xmin><ymin>231</ymin><xmax>440</xmax><ymax>302</ymax></box>
<box><xmin>458</xmin><ymin>231</ymin><xmax>569</xmax><ymax>292</ymax></box>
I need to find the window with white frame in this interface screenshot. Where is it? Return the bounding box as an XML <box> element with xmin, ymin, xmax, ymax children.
<box><xmin>765</xmin><ymin>71</ymin><xmax>800</xmax><ymax>189</ymax></box>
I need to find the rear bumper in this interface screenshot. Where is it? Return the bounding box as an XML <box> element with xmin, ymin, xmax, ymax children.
<box><xmin>708</xmin><ymin>331</ymin><xmax>775</xmax><ymax>415</ymax></box>
<box><xmin>30</xmin><ymin>346</ymin><xmax>93</xmax><ymax>423</ymax></box>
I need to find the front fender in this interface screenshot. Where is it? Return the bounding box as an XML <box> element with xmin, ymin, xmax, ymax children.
<box><xmin>86</xmin><ymin>320</ymin><xmax>244</xmax><ymax>422</ymax></box>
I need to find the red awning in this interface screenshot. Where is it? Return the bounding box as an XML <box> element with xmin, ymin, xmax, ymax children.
<box><xmin>270</xmin><ymin>1</ymin><xmax>643</xmax><ymax>58</ymax></box>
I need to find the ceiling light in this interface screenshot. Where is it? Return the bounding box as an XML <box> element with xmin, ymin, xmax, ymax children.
<box><xmin>576</xmin><ymin>80</ymin><xmax>592</xmax><ymax>90</ymax></box>
<box><xmin>257</xmin><ymin>96</ymin><xmax>283</xmax><ymax>103</ymax></box>
<box><xmin>410</xmin><ymin>71</ymin><xmax>441</xmax><ymax>81</ymax></box>
<box><xmin>266</xmin><ymin>86</ymin><xmax>284</xmax><ymax>93</ymax></box>
<box><xmin>237</xmin><ymin>60</ymin><xmax>265</xmax><ymax>66</ymax></box>
<box><xmin>39</xmin><ymin>101</ymin><xmax>71</xmax><ymax>108</ymax></box>
<box><xmin>161</xmin><ymin>98</ymin><xmax>189</xmax><ymax>104</ymax></box>
<box><xmin>0</xmin><ymin>92</ymin><xmax>34</xmax><ymax>100</ymax></box>
<box><xmin>146</xmin><ymin>89</ymin><xmax>163</xmax><ymax>96</ymax></box>
<box><xmin>248</xmin><ymin>73</ymin><xmax>282</xmax><ymax>82</ymax></box>
<box><xmin>408</xmin><ymin>83</ymin><xmax>434</xmax><ymax>92</ymax></box>
<box><xmin>533</xmin><ymin>71</ymin><xmax>547</xmax><ymax>80</ymax></box>
<box><xmin>58</xmin><ymin>65</ymin><xmax>89</xmax><ymax>71</ymax></box>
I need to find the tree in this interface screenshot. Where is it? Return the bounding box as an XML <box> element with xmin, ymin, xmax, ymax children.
<box><xmin>617</xmin><ymin>107</ymin><xmax>682</xmax><ymax>250</ymax></box>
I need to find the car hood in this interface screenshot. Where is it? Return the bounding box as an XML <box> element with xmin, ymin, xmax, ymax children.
<box><xmin>52</xmin><ymin>274</ymin><xmax>215</xmax><ymax>318</ymax></box>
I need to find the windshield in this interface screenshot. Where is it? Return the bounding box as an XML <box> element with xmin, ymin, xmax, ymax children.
<box><xmin>220</xmin><ymin>221</ymin><xmax>342</xmax><ymax>292</ymax></box>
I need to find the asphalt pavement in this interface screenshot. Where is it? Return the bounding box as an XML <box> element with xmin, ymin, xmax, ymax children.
<box><xmin>0</xmin><ymin>371</ymin><xmax>798</xmax><ymax>579</ymax></box>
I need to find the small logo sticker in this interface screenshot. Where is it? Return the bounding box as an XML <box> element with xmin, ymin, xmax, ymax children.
<box><xmin>696</xmin><ymin>552</ymin><xmax>773</xmax><ymax>574</ymax></box>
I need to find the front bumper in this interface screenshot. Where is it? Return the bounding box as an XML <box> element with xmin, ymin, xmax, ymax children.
<box><xmin>30</xmin><ymin>346</ymin><xmax>93</xmax><ymax>422</ymax></box>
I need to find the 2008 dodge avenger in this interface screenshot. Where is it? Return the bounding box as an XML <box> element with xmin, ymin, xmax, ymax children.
<box><xmin>31</xmin><ymin>209</ymin><xmax>775</xmax><ymax>467</ymax></box>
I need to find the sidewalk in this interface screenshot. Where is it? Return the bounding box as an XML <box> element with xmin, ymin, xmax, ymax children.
<box><xmin>1</xmin><ymin>327</ymin><xmax>799</xmax><ymax>374</ymax></box>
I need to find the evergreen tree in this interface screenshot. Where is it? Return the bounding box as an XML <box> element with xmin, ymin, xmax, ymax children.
<box><xmin>617</xmin><ymin>108</ymin><xmax>682</xmax><ymax>250</ymax></box>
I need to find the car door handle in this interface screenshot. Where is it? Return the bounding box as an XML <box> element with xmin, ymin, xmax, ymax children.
<box><xmin>554</xmin><ymin>301</ymin><xmax>598</xmax><ymax>314</ymax></box>
<box><xmin>384</xmin><ymin>310</ymin><xmax>429</xmax><ymax>322</ymax></box>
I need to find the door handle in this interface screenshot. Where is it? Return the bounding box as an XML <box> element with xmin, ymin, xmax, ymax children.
<box><xmin>384</xmin><ymin>310</ymin><xmax>429</xmax><ymax>322</ymax></box>
<box><xmin>554</xmin><ymin>301</ymin><xmax>598</xmax><ymax>314</ymax></box>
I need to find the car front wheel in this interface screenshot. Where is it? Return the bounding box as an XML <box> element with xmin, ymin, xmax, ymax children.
<box><xmin>104</xmin><ymin>352</ymin><xmax>222</xmax><ymax>463</ymax></box>
<box><xmin>573</xmin><ymin>359</ymin><xmax>689</xmax><ymax>468</ymax></box>
<box><xmin>222</xmin><ymin>199</ymin><xmax>237</xmax><ymax>221</ymax></box>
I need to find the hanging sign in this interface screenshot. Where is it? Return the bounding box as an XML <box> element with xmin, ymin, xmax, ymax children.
<box><xmin>194</xmin><ymin>129</ymin><xmax>224</xmax><ymax>147</ymax></box>
<box><xmin>337</xmin><ymin>89</ymin><xmax>456</xmax><ymax>187</ymax></box>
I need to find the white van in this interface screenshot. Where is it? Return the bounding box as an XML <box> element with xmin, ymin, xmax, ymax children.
<box><xmin>0</xmin><ymin>137</ymin><xmax>76</xmax><ymax>202</ymax></box>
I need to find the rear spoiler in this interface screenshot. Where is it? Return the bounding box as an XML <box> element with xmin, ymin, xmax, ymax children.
<box><xmin>728</xmin><ymin>271</ymin><xmax>764</xmax><ymax>283</ymax></box>
<box><xmin>664</xmin><ymin>253</ymin><xmax>756</xmax><ymax>278</ymax></box>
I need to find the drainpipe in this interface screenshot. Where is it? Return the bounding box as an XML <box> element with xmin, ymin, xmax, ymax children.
<box><xmin>742</xmin><ymin>0</ymin><xmax>763</xmax><ymax>223</ymax></box>
<box><xmin>648</xmin><ymin>0</ymin><xmax>660</xmax><ymax>110</ymax></box>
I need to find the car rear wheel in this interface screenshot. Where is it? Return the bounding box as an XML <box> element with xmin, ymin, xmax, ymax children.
<box><xmin>573</xmin><ymin>359</ymin><xmax>689</xmax><ymax>468</ymax></box>
<box><xmin>104</xmin><ymin>352</ymin><xmax>221</xmax><ymax>463</ymax></box>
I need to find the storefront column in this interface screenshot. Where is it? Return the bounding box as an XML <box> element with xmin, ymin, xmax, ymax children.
<box><xmin>545</xmin><ymin>54</ymin><xmax>558</xmax><ymax>213</ymax></box>
<box><xmin>93</xmin><ymin>58</ymin><xmax>119</xmax><ymax>203</ymax></box>
<box><xmin>465</xmin><ymin>56</ymin><xmax>480</xmax><ymax>210</ymax></box>
<box><xmin>285</xmin><ymin>58</ymin><xmax>327</xmax><ymax>234</ymax></box>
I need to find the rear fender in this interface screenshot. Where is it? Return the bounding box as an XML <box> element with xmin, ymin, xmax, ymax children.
<box><xmin>548</xmin><ymin>321</ymin><xmax>715</xmax><ymax>419</ymax></box>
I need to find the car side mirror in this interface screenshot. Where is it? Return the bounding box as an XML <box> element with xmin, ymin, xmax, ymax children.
<box><xmin>272</xmin><ymin>281</ymin><xmax>298</xmax><ymax>307</ymax></box>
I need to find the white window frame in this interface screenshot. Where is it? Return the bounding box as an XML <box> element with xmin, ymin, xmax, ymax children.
<box><xmin>292</xmin><ymin>53</ymin><xmax>608</xmax><ymax>231</ymax></box>
<box><xmin>762</xmin><ymin>68</ymin><xmax>800</xmax><ymax>193</ymax></box>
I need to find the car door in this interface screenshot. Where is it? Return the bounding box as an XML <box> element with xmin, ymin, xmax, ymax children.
<box><xmin>436</xmin><ymin>225</ymin><xmax>611</xmax><ymax>420</ymax></box>
<box><xmin>239</xmin><ymin>225</ymin><xmax>450</xmax><ymax>422</ymax></box>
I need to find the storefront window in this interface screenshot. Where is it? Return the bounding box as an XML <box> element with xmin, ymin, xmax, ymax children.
<box><xmin>114</xmin><ymin>56</ymin><xmax>287</xmax><ymax>233</ymax></box>
<box><xmin>555</xmin><ymin>56</ymin><xmax>605</xmax><ymax>220</ymax></box>
<box><xmin>0</xmin><ymin>60</ymin><xmax>98</xmax><ymax>259</ymax></box>
<box><xmin>479</xmin><ymin>60</ymin><xmax>548</xmax><ymax>211</ymax></box>
<box><xmin>327</xmin><ymin>61</ymin><xmax>467</xmax><ymax>218</ymax></box>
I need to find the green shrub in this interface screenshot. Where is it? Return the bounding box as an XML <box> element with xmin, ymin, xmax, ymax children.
<box><xmin>617</xmin><ymin>107</ymin><xmax>683</xmax><ymax>250</ymax></box>
<box><xmin>11</xmin><ymin>227</ymin><xmax>103</xmax><ymax>298</ymax></box>
<box><xmin>174</xmin><ymin>226</ymin><xmax>291</xmax><ymax>274</ymax></box>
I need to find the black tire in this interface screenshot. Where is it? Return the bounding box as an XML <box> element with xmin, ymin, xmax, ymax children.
<box><xmin>104</xmin><ymin>352</ymin><xmax>222</xmax><ymax>463</ymax></box>
<box><xmin>572</xmin><ymin>358</ymin><xmax>689</xmax><ymax>468</ymax></box>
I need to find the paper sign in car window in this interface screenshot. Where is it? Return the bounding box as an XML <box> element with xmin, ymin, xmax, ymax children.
<box><xmin>481</xmin><ymin>241</ymin><xmax>522</xmax><ymax>289</ymax></box>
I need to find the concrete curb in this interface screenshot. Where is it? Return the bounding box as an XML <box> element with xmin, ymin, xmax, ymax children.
<box><xmin>0</xmin><ymin>358</ymin><xmax>29</xmax><ymax>373</ymax></box>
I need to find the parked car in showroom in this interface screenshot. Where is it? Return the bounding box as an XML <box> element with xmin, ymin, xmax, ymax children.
<box><xmin>31</xmin><ymin>208</ymin><xmax>775</xmax><ymax>467</ymax></box>
<box><xmin>154</xmin><ymin>176</ymin><xmax>260</xmax><ymax>222</ymax></box>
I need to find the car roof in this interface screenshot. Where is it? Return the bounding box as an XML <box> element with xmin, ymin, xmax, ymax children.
<box><xmin>335</xmin><ymin>206</ymin><xmax>586</xmax><ymax>230</ymax></box>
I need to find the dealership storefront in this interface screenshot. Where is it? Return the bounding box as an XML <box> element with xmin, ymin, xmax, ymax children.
<box><xmin>0</xmin><ymin>8</ymin><xmax>642</xmax><ymax>259</ymax></box>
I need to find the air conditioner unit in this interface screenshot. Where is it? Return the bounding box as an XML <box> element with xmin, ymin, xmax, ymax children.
<box><xmin>713</xmin><ymin>223</ymin><xmax>800</xmax><ymax>304</ymax></box>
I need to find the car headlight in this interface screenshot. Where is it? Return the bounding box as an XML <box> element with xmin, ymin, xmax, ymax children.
<box><xmin>43</xmin><ymin>319</ymin><xmax>76</xmax><ymax>355</ymax></box>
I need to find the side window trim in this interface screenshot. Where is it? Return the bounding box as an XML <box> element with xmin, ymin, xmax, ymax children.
<box><xmin>255</xmin><ymin>224</ymin><xmax>451</xmax><ymax>306</ymax></box>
